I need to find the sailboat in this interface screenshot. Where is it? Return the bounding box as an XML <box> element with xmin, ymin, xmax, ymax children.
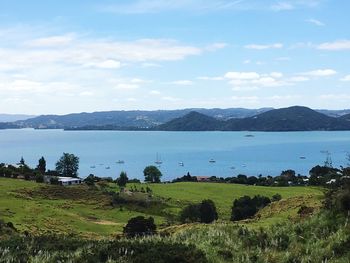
<box><xmin>155</xmin><ymin>153</ymin><xmax>163</xmax><ymax>165</ymax></box>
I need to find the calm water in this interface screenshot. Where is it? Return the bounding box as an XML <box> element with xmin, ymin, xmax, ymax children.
<box><xmin>0</xmin><ymin>129</ymin><xmax>349</xmax><ymax>180</ymax></box>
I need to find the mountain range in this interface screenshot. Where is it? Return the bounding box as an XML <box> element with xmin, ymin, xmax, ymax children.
<box><xmin>1</xmin><ymin>106</ymin><xmax>350</xmax><ymax>131</ymax></box>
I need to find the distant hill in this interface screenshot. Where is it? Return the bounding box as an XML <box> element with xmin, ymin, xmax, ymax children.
<box><xmin>158</xmin><ymin>106</ymin><xmax>350</xmax><ymax>131</ymax></box>
<box><xmin>2</xmin><ymin>106</ymin><xmax>350</xmax><ymax>131</ymax></box>
<box><xmin>224</xmin><ymin>106</ymin><xmax>350</xmax><ymax>131</ymax></box>
<box><xmin>157</xmin><ymin>111</ymin><xmax>224</xmax><ymax>131</ymax></box>
<box><xmin>0</xmin><ymin>114</ymin><xmax>36</xmax><ymax>122</ymax></box>
<box><xmin>13</xmin><ymin>108</ymin><xmax>272</xmax><ymax>129</ymax></box>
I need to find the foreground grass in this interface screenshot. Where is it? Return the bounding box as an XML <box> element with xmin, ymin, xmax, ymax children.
<box><xmin>1</xmin><ymin>178</ymin><xmax>323</xmax><ymax>238</ymax></box>
<box><xmin>0</xmin><ymin>178</ymin><xmax>164</xmax><ymax>238</ymax></box>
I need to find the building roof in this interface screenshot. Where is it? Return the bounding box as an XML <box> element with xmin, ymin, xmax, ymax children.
<box><xmin>57</xmin><ymin>177</ymin><xmax>81</xmax><ymax>182</ymax></box>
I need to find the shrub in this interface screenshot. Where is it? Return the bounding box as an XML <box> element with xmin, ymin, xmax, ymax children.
<box><xmin>180</xmin><ymin>204</ymin><xmax>201</xmax><ymax>223</ymax></box>
<box><xmin>231</xmin><ymin>195</ymin><xmax>271</xmax><ymax>221</ymax></box>
<box><xmin>123</xmin><ymin>216</ymin><xmax>157</xmax><ymax>237</ymax></box>
<box><xmin>200</xmin><ymin>199</ymin><xmax>218</xmax><ymax>223</ymax></box>
<box><xmin>271</xmin><ymin>193</ymin><xmax>282</xmax><ymax>202</ymax></box>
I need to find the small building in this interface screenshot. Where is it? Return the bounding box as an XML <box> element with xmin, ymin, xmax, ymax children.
<box><xmin>58</xmin><ymin>177</ymin><xmax>82</xmax><ymax>186</ymax></box>
<box><xmin>44</xmin><ymin>175</ymin><xmax>82</xmax><ymax>186</ymax></box>
<box><xmin>326</xmin><ymin>179</ymin><xmax>337</xmax><ymax>185</ymax></box>
<box><xmin>196</xmin><ymin>176</ymin><xmax>210</xmax><ymax>182</ymax></box>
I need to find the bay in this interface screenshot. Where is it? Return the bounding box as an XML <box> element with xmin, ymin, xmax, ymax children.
<box><xmin>0</xmin><ymin>129</ymin><xmax>349</xmax><ymax>181</ymax></box>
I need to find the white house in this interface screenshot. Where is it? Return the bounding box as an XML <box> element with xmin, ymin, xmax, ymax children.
<box><xmin>58</xmin><ymin>177</ymin><xmax>82</xmax><ymax>186</ymax></box>
<box><xmin>44</xmin><ymin>176</ymin><xmax>82</xmax><ymax>186</ymax></box>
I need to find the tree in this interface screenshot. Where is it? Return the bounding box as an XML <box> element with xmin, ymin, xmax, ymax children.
<box><xmin>231</xmin><ymin>195</ymin><xmax>271</xmax><ymax>221</ymax></box>
<box><xmin>116</xmin><ymin>171</ymin><xmax>128</xmax><ymax>188</ymax></box>
<box><xmin>37</xmin><ymin>156</ymin><xmax>46</xmax><ymax>174</ymax></box>
<box><xmin>199</xmin><ymin>199</ymin><xmax>218</xmax><ymax>223</ymax></box>
<box><xmin>35</xmin><ymin>173</ymin><xmax>44</xmax><ymax>183</ymax></box>
<box><xmin>143</xmin><ymin>165</ymin><xmax>162</xmax><ymax>183</ymax></box>
<box><xmin>55</xmin><ymin>153</ymin><xmax>79</xmax><ymax>178</ymax></box>
<box><xmin>180</xmin><ymin>204</ymin><xmax>201</xmax><ymax>223</ymax></box>
<box><xmin>19</xmin><ymin>157</ymin><xmax>25</xmax><ymax>166</ymax></box>
<box><xmin>123</xmin><ymin>216</ymin><xmax>156</xmax><ymax>237</ymax></box>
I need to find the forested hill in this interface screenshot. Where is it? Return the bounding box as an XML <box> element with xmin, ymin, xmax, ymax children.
<box><xmin>12</xmin><ymin>108</ymin><xmax>272</xmax><ymax>129</ymax></box>
<box><xmin>158</xmin><ymin>106</ymin><xmax>350</xmax><ymax>131</ymax></box>
<box><xmin>2</xmin><ymin>106</ymin><xmax>350</xmax><ymax>131</ymax></box>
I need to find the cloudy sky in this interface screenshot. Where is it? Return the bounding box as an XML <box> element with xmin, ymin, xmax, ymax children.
<box><xmin>0</xmin><ymin>0</ymin><xmax>349</xmax><ymax>114</ymax></box>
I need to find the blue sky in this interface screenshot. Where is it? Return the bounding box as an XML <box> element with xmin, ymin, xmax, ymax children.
<box><xmin>0</xmin><ymin>0</ymin><xmax>349</xmax><ymax>114</ymax></box>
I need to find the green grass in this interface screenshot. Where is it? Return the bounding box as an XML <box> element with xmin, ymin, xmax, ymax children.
<box><xmin>0</xmin><ymin>178</ymin><xmax>164</xmax><ymax>238</ymax></box>
<box><xmin>127</xmin><ymin>182</ymin><xmax>324</xmax><ymax>220</ymax></box>
<box><xmin>0</xmin><ymin>178</ymin><xmax>324</xmax><ymax>238</ymax></box>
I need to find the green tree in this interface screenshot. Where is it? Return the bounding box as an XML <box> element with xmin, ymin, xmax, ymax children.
<box><xmin>180</xmin><ymin>204</ymin><xmax>201</xmax><ymax>223</ymax></box>
<box><xmin>37</xmin><ymin>156</ymin><xmax>46</xmax><ymax>174</ymax></box>
<box><xmin>199</xmin><ymin>199</ymin><xmax>218</xmax><ymax>223</ymax></box>
<box><xmin>116</xmin><ymin>171</ymin><xmax>128</xmax><ymax>188</ymax></box>
<box><xmin>123</xmin><ymin>216</ymin><xmax>156</xmax><ymax>237</ymax></box>
<box><xmin>55</xmin><ymin>153</ymin><xmax>79</xmax><ymax>178</ymax></box>
<box><xmin>143</xmin><ymin>165</ymin><xmax>162</xmax><ymax>183</ymax></box>
<box><xmin>19</xmin><ymin>157</ymin><xmax>25</xmax><ymax>166</ymax></box>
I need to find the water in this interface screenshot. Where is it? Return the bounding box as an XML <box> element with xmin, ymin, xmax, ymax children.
<box><xmin>0</xmin><ymin>129</ymin><xmax>349</xmax><ymax>181</ymax></box>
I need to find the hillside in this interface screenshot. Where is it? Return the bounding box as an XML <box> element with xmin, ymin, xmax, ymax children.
<box><xmin>225</xmin><ymin>106</ymin><xmax>350</xmax><ymax>131</ymax></box>
<box><xmin>158</xmin><ymin>106</ymin><xmax>350</xmax><ymax>131</ymax></box>
<box><xmin>13</xmin><ymin>108</ymin><xmax>271</xmax><ymax>129</ymax></box>
<box><xmin>157</xmin><ymin>111</ymin><xmax>224</xmax><ymax>131</ymax></box>
<box><xmin>0</xmin><ymin>178</ymin><xmax>322</xmax><ymax>237</ymax></box>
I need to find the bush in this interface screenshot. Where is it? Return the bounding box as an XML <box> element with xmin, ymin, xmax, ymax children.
<box><xmin>123</xmin><ymin>216</ymin><xmax>157</xmax><ymax>237</ymax></box>
<box><xmin>271</xmin><ymin>193</ymin><xmax>282</xmax><ymax>202</ymax></box>
<box><xmin>200</xmin><ymin>199</ymin><xmax>218</xmax><ymax>223</ymax></box>
<box><xmin>231</xmin><ymin>195</ymin><xmax>271</xmax><ymax>221</ymax></box>
<box><xmin>50</xmin><ymin>177</ymin><xmax>59</xmax><ymax>185</ymax></box>
<box><xmin>35</xmin><ymin>173</ymin><xmax>44</xmax><ymax>183</ymax></box>
<box><xmin>180</xmin><ymin>204</ymin><xmax>201</xmax><ymax>223</ymax></box>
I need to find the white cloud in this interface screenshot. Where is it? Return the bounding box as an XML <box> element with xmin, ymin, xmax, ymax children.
<box><xmin>270</xmin><ymin>72</ymin><xmax>283</xmax><ymax>78</ymax></box>
<box><xmin>225</xmin><ymin>71</ymin><xmax>289</xmax><ymax>89</ymax></box>
<box><xmin>79</xmin><ymin>91</ymin><xmax>94</xmax><ymax>97</ymax></box>
<box><xmin>225</xmin><ymin>71</ymin><xmax>260</xmax><ymax>80</ymax></box>
<box><xmin>114</xmin><ymin>83</ymin><xmax>140</xmax><ymax>90</ymax></box>
<box><xmin>340</xmin><ymin>75</ymin><xmax>350</xmax><ymax>81</ymax></box>
<box><xmin>317</xmin><ymin>40</ymin><xmax>350</xmax><ymax>51</ymax></box>
<box><xmin>169</xmin><ymin>80</ymin><xmax>194</xmax><ymax>85</ymax></box>
<box><xmin>244</xmin><ymin>43</ymin><xmax>283</xmax><ymax>50</ymax></box>
<box><xmin>302</xmin><ymin>69</ymin><xmax>337</xmax><ymax>77</ymax></box>
<box><xmin>84</xmin><ymin>59</ymin><xmax>121</xmax><ymax>69</ymax></box>
<box><xmin>26</xmin><ymin>34</ymin><xmax>75</xmax><ymax>47</ymax></box>
<box><xmin>306</xmin><ymin>18</ymin><xmax>325</xmax><ymax>26</ymax></box>
<box><xmin>141</xmin><ymin>62</ymin><xmax>162</xmax><ymax>68</ymax></box>
<box><xmin>150</xmin><ymin>90</ymin><xmax>161</xmax><ymax>95</ymax></box>
<box><xmin>271</xmin><ymin>2</ymin><xmax>294</xmax><ymax>11</ymax></box>
<box><xmin>205</xmin><ymin>42</ymin><xmax>228</xmax><ymax>51</ymax></box>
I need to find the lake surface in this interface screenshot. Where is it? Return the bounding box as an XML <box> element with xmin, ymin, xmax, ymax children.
<box><xmin>0</xmin><ymin>129</ymin><xmax>349</xmax><ymax>180</ymax></box>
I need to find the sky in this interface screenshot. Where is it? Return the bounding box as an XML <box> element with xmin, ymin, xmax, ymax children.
<box><xmin>0</xmin><ymin>0</ymin><xmax>349</xmax><ymax>114</ymax></box>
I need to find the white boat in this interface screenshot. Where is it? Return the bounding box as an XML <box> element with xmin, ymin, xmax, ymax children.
<box><xmin>116</xmin><ymin>160</ymin><xmax>125</xmax><ymax>164</ymax></box>
<box><xmin>155</xmin><ymin>153</ymin><xmax>163</xmax><ymax>165</ymax></box>
<box><xmin>90</xmin><ymin>165</ymin><xmax>96</xmax><ymax>169</ymax></box>
<box><xmin>178</xmin><ymin>162</ymin><xmax>184</xmax><ymax>166</ymax></box>
<box><xmin>105</xmin><ymin>166</ymin><xmax>111</xmax><ymax>169</ymax></box>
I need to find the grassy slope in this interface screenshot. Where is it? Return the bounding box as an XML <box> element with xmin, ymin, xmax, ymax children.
<box><xmin>0</xmin><ymin>178</ymin><xmax>163</xmax><ymax>238</ymax></box>
<box><xmin>134</xmin><ymin>182</ymin><xmax>324</xmax><ymax>220</ymax></box>
<box><xmin>1</xmin><ymin>178</ymin><xmax>323</xmax><ymax>238</ymax></box>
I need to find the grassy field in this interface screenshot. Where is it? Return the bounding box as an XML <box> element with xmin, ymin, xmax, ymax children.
<box><xmin>0</xmin><ymin>178</ymin><xmax>163</xmax><ymax>238</ymax></box>
<box><xmin>0</xmin><ymin>178</ymin><xmax>324</xmax><ymax>238</ymax></box>
<box><xmin>127</xmin><ymin>182</ymin><xmax>324</xmax><ymax>220</ymax></box>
